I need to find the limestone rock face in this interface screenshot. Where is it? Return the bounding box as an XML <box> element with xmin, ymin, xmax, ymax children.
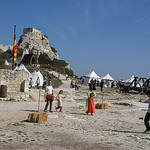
<box><xmin>17</xmin><ymin>28</ymin><xmax>59</xmax><ymax>62</ymax></box>
<box><xmin>0</xmin><ymin>27</ymin><xmax>70</xmax><ymax>69</ymax></box>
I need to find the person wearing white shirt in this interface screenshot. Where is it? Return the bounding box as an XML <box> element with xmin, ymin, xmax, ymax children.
<box><xmin>36</xmin><ymin>77</ymin><xmax>40</xmax><ymax>89</ymax></box>
<box><xmin>44</xmin><ymin>80</ymin><xmax>53</xmax><ymax>112</ymax></box>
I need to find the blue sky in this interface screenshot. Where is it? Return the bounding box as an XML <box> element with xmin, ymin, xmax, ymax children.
<box><xmin>0</xmin><ymin>0</ymin><xmax>150</xmax><ymax>80</ymax></box>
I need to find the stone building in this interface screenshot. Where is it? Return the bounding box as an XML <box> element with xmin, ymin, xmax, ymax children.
<box><xmin>0</xmin><ymin>44</ymin><xmax>13</xmax><ymax>52</ymax></box>
<box><xmin>0</xmin><ymin>27</ymin><xmax>70</xmax><ymax>69</ymax></box>
<box><xmin>0</xmin><ymin>69</ymin><xmax>30</xmax><ymax>101</ymax></box>
<box><xmin>23</xmin><ymin>28</ymin><xmax>41</xmax><ymax>35</ymax></box>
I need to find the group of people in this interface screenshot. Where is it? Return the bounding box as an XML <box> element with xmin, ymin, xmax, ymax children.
<box><xmin>29</xmin><ymin>76</ymin><xmax>47</xmax><ymax>89</ymax></box>
<box><xmin>70</xmin><ymin>79</ymin><xmax>79</xmax><ymax>90</ymax></box>
<box><xmin>29</xmin><ymin>71</ymin><xmax>150</xmax><ymax>133</ymax></box>
<box><xmin>43</xmin><ymin>78</ymin><xmax>150</xmax><ymax>133</ymax></box>
<box><xmin>89</xmin><ymin>79</ymin><xmax>104</xmax><ymax>92</ymax></box>
<box><xmin>44</xmin><ymin>80</ymin><xmax>65</xmax><ymax>112</ymax></box>
<box><xmin>29</xmin><ymin>77</ymin><xmax>41</xmax><ymax>89</ymax></box>
<box><xmin>43</xmin><ymin>79</ymin><xmax>94</xmax><ymax>115</ymax></box>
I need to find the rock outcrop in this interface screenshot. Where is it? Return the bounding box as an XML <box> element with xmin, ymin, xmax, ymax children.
<box><xmin>0</xmin><ymin>27</ymin><xmax>70</xmax><ymax>69</ymax></box>
<box><xmin>17</xmin><ymin>28</ymin><xmax>59</xmax><ymax>62</ymax></box>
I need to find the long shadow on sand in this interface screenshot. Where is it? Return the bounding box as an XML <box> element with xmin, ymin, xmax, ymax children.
<box><xmin>70</xmin><ymin>112</ymin><xmax>87</xmax><ymax>116</ymax></box>
<box><xmin>105</xmin><ymin>129</ymin><xmax>148</xmax><ymax>134</ymax></box>
<box><xmin>21</xmin><ymin>109</ymin><xmax>38</xmax><ymax>112</ymax></box>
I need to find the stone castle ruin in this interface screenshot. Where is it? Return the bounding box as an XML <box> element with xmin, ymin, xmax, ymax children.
<box><xmin>18</xmin><ymin>28</ymin><xmax>59</xmax><ymax>62</ymax></box>
<box><xmin>0</xmin><ymin>27</ymin><xmax>70</xmax><ymax>69</ymax></box>
<box><xmin>17</xmin><ymin>27</ymin><xmax>69</xmax><ymax>68</ymax></box>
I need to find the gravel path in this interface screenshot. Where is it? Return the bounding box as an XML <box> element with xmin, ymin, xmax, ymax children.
<box><xmin>0</xmin><ymin>72</ymin><xmax>150</xmax><ymax>150</ymax></box>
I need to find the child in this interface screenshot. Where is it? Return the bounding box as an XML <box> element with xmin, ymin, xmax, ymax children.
<box><xmin>139</xmin><ymin>90</ymin><xmax>150</xmax><ymax>133</ymax></box>
<box><xmin>55</xmin><ymin>90</ymin><xmax>65</xmax><ymax>112</ymax></box>
<box><xmin>86</xmin><ymin>92</ymin><xmax>96</xmax><ymax>115</ymax></box>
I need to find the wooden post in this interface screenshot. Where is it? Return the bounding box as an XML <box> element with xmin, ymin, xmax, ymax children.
<box><xmin>38</xmin><ymin>88</ymin><xmax>41</xmax><ymax>112</ymax></box>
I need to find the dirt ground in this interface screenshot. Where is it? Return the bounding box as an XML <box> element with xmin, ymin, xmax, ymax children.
<box><xmin>0</xmin><ymin>72</ymin><xmax>150</xmax><ymax>150</ymax></box>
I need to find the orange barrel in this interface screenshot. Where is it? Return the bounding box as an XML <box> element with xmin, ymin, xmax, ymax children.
<box><xmin>1</xmin><ymin>85</ymin><xmax>7</xmax><ymax>98</ymax></box>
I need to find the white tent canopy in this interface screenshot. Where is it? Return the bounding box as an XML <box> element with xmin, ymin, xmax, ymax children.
<box><xmin>82</xmin><ymin>70</ymin><xmax>101</xmax><ymax>85</ymax></box>
<box><xmin>31</xmin><ymin>70</ymin><xmax>43</xmax><ymax>87</ymax></box>
<box><xmin>4</xmin><ymin>60</ymin><xmax>9</xmax><ymax>65</ymax></box>
<box><xmin>121</xmin><ymin>75</ymin><xmax>142</xmax><ymax>87</ymax></box>
<box><xmin>15</xmin><ymin>63</ymin><xmax>32</xmax><ymax>78</ymax></box>
<box><xmin>102</xmin><ymin>73</ymin><xmax>114</xmax><ymax>81</ymax></box>
<box><xmin>124</xmin><ymin>75</ymin><xmax>134</xmax><ymax>83</ymax></box>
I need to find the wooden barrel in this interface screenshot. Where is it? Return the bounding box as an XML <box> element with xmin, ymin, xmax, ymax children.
<box><xmin>1</xmin><ymin>85</ymin><xmax>7</xmax><ymax>98</ymax></box>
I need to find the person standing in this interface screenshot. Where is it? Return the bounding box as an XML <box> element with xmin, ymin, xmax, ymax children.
<box><xmin>139</xmin><ymin>90</ymin><xmax>150</xmax><ymax>133</ymax></box>
<box><xmin>82</xmin><ymin>78</ymin><xmax>84</xmax><ymax>84</ymax></box>
<box><xmin>86</xmin><ymin>92</ymin><xmax>96</xmax><ymax>115</ymax></box>
<box><xmin>42</xmin><ymin>76</ymin><xmax>47</xmax><ymax>90</ymax></box>
<box><xmin>44</xmin><ymin>80</ymin><xmax>54</xmax><ymax>112</ymax></box>
<box><xmin>55</xmin><ymin>90</ymin><xmax>65</xmax><ymax>112</ymax></box>
<box><xmin>58</xmin><ymin>73</ymin><xmax>60</xmax><ymax>79</ymax></box>
<box><xmin>75</xmin><ymin>81</ymin><xmax>79</xmax><ymax>90</ymax></box>
<box><xmin>70</xmin><ymin>79</ymin><xmax>74</xmax><ymax>88</ymax></box>
<box><xmin>100</xmin><ymin>80</ymin><xmax>104</xmax><ymax>92</ymax></box>
<box><xmin>29</xmin><ymin>78</ymin><xmax>33</xmax><ymax>88</ymax></box>
<box><xmin>89</xmin><ymin>79</ymin><xmax>93</xmax><ymax>91</ymax></box>
<box><xmin>36</xmin><ymin>77</ymin><xmax>40</xmax><ymax>89</ymax></box>
<box><xmin>66</xmin><ymin>74</ymin><xmax>68</xmax><ymax>80</ymax></box>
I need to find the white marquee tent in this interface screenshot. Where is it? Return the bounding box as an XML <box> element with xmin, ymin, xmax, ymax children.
<box><xmin>82</xmin><ymin>70</ymin><xmax>101</xmax><ymax>85</ymax></box>
<box><xmin>31</xmin><ymin>70</ymin><xmax>44</xmax><ymax>87</ymax></box>
<box><xmin>4</xmin><ymin>60</ymin><xmax>9</xmax><ymax>66</ymax></box>
<box><xmin>101</xmin><ymin>73</ymin><xmax>115</xmax><ymax>87</ymax></box>
<box><xmin>124</xmin><ymin>75</ymin><xmax>134</xmax><ymax>83</ymax></box>
<box><xmin>15</xmin><ymin>63</ymin><xmax>32</xmax><ymax>78</ymax></box>
<box><xmin>121</xmin><ymin>75</ymin><xmax>142</xmax><ymax>87</ymax></box>
<box><xmin>102</xmin><ymin>73</ymin><xmax>114</xmax><ymax>81</ymax></box>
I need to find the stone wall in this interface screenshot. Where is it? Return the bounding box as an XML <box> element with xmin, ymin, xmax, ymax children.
<box><xmin>0</xmin><ymin>44</ymin><xmax>13</xmax><ymax>52</ymax></box>
<box><xmin>23</xmin><ymin>28</ymin><xmax>41</xmax><ymax>35</ymax></box>
<box><xmin>0</xmin><ymin>69</ymin><xmax>30</xmax><ymax>101</ymax></box>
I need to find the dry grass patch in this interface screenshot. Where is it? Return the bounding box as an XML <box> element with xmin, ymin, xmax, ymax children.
<box><xmin>95</xmin><ymin>103</ymin><xmax>108</xmax><ymax>109</ymax></box>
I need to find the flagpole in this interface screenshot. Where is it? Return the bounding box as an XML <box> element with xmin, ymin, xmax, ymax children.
<box><xmin>12</xmin><ymin>25</ymin><xmax>16</xmax><ymax>70</ymax></box>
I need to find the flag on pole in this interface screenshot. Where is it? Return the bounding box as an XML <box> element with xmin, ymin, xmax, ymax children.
<box><xmin>13</xmin><ymin>25</ymin><xmax>17</xmax><ymax>61</ymax></box>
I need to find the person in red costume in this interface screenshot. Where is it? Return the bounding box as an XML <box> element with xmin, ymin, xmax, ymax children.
<box><xmin>86</xmin><ymin>92</ymin><xmax>95</xmax><ymax>115</ymax></box>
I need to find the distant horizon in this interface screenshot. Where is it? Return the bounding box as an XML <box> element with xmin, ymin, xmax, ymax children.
<box><xmin>0</xmin><ymin>0</ymin><xmax>150</xmax><ymax>80</ymax></box>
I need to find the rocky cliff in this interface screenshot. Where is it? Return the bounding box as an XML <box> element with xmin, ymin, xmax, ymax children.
<box><xmin>0</xmin><ymin>27</ymin><xmax>70</xmax><ymax>69</ymax></box>
<box><xmin>17</xmin><ymin>28</ymin><xmax>59</xmax><ymax>62</ymax></box>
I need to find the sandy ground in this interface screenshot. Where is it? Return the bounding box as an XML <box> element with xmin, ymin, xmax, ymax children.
<box><xmin>0</xmin><ymin>71</ymin><xmax>150</xmax><ymax>150</ymax></box>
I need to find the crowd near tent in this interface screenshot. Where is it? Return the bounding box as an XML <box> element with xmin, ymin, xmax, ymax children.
<box><xmin>102</xmin><ymin>73</ymin><xmax>114</xmax><ymax>81</ymax></box>
<box><xmin>15</xmin><ymin>64</ymin><xmax>44</xmax><ymax>87</ymax></box>
<box><xmin>82</xmin><ymin>70</ymin><xmax>101</xmax><ymax>85</ymax></box>
<box><xmin>101</xmin><ymin>73</ymin><xmax>115</xmax><ymax>87</ymax></box>
<box><xmin>31</xmin><ymin>70</ymin><xmax>43</xmax><ymax>86</ymax></box>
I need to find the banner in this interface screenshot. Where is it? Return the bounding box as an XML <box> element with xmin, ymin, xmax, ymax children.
<box><xmin>13</xmin><ymin>26</ymin><xmax>17</xmax><ymax>61</ymax></box>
